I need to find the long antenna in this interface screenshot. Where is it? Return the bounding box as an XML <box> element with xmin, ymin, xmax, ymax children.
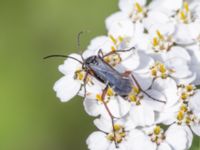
<box><xmin>77</xmin><ymin>30</ymin><xmax>91</xmax><ymax>61</ymax></box>
<box><xmin>43</xmin><ymin>54</ymin><xmax>83</xmax><ymax>64</ymax></box>
<box><xmin>77</xmin><ymin>31</ymin><xmax>84</xmax><ymax>51</ymax></box>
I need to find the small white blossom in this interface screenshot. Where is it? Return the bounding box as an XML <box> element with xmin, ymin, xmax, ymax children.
<box><xmin>50</xmin><ymin>0</ymin><xmax>200</xmax><ymax>149</ymax></box>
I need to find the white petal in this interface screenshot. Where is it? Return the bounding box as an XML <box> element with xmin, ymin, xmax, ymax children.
<box><xmin>183</xmin><ymin>125</ymin><xmax>193</xmax><ymax>148</ymax></box>
<box><xmin>133</xmin><ymin>72</ymin><xmax>153</xmax><ymax>91</ymax></box>
<box><xmin>149</xmin><ymin>0</ymin><xmax>182</xmax><ymax>15</ymax></box>
<box><xmin>120</xmin><ymin>52</ymin><xmax>140</xmax><ymax>71</ymax></box>
<box><xmin>144</xmin><ymin>11</ymin><xmax>171</xmax><ymax>30</ymax></box>
<box><xmin>191</xmin><ymin>123</ymin><xmax>200</xmax><ymax>136</ymax></box>
<box><xmin>86</xmin><ymin>131</ymin><xmax>110</xmax><ymax>150</ymax></box>
<box><xmin>53</xmin><ymin>75</ymin><xmax>81</xmax><ymax>102</ymax></box>
<box><xmin>87</xmin><ymin>36</ymin><xmax>112</xmax><ymax>54</ymax></box>
<box><xmin>164</xmin><ymin>46</ymin><xmax>191</xmax><ymax>62</ymax></box>
<box><xmin>156</xmin><ymin>103</ymin><xmax>180</xmax><ymax>125</ymax></box>
<box><xmin>165</xmin><ymin>124</ymin><xmax>188</xmax><ymax>150</ymax></box>
<box><xmin>158</xmin><ymin>142</ymin><xmax>172</xmax><ymax>150</ymax></box>
<box><xmin>192</xmin><ymin>66</ymin><xmax>200</xmax><ymax>85</ymax></box>
<box><xmin>174</xmin><ymin>23</ymin><xmax>196</xmax><ymax>45</ymax></box>
<box><xmin>105</xmin><ymin>11</ymin><xmax>129</xmax><ymax>30</ymax></box>
<box><xmin>128</xmin><ymin>129</ymin><xmax>156</xmax><ymax>150</ymax></box>
<box><xmin>58</xmin><ymin>53</ymin><xmax>82</xmax><ymax>75</ymax></box>
<box><xmin>189</xmin><ymin>90</ymin><xmax>200</xmax><ymax>113</ymax></box>
<box><xmin>143</xmin><ymin>89</ymin><xmax>166</xmax><ymax>112</ymax></box>
<box><xmin>165</xmin><ymin>58</ymin><xmax>192</xmax><ymax>79</ymax></box>
<box><xmin>108</xmin><ymin>20</ymin><xmax>134</xmax><ymax>39</ymax></box>
<box><xmin>119</xmin><ymin>0</ymin><xmax>147</xmax><ymax>13</ymax></box>
<box><xmin>93</xmin><ymin>117</ymin><xmax>112</xmax><ymax>133</ymax></box>
<box><xmin>129</xmin><ymin>104</ymin><xmax>155</xmax><ymax>126</ymax></box>
<box><xmin>107</xmin><ymin>96</ymin><xmax>131</xmax><ymax>118</ymax></box>
<box><xmin>134</xmin><ymin>51</ymin><xmax>155</xmax><ymax>74</ymax></box>
<box><xmin>152</xmin><ymin>78</ymin><xmax>178</xmax><ymax>107</ymax></box>
<box><xmin>83</xmin><ymin>98</ymin><xmax>102</xmax><ymax>117</ymax></box>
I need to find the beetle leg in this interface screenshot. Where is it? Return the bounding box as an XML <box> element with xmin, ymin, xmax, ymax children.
<box><xmin>102</xmin><ymin>46</ymin><xmax>135</xmax><ymax>58</ymax></box>
<box><xmin>101</xmin><ymin>85</ymin><xmax>118</xmax><ymax>148</ymax></box>
<box><xmin>97</xmin><ymin>49</ymin><xmax>104</xmax><ymax>57</ymax></box>
<box><xmin>121</xmin><ymin>70</ymin><xmax>132</xmax><ymax>78</ymax></box>
<box><xmin>131</xmin><ymin>74</ymin><xmax>166</xmax><ymax>103</ymax></box>
<box><xmin>83</xmin><ymin>71</ymin><xmax>89</xmax><ymax>98</ymax></box>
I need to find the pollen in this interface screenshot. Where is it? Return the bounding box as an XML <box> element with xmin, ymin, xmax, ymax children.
<box><xmin>106</xmin><ymin>124</ymin><xmax>126</xmax><ymax>143</ymax></box>
<box><xmin>134</xmin><ymin>2</ymin><xmax>143</xmax><ymax>13</ymax></box>
<box><xmin>104</xmin><ymin>54</ymin><xmax>121</xmax><ymax>67</ymax></box>
<box><xmin>185</xmin><ymin>116</ymin><xmax>192</xmax><ymax>124</ymax></box>
<box><xmin>151</xmin><ymin>30</ymin><xmax>174</xmax><ymax>52</ymax></box>
<box><xmin>151</xmin><ymin>69</ymin><xmax>157</xmax><ymax>76</ymax></box>
<box><xmin>180</xmin><ymin>105</ymin><xmax>188</xmax><ymax>112</ymax></box>
<box><xmin>177</xmin><ymin>1</ymin><xmax>191</xmax><ymax>24</ymax></box>
<box><xmin>159</xmin><ymin>64</ymin><xmax>166</xmax><ymax>73</ymax></box>
<box><xmin>107</xmin><ymin>87</ymin><xmax>114</xmax><ymax>97</ymax></box>
<box><xmin>132</xmin><ymin>86</ymin><xmax>140</xmax><ymax>94</ymax></box>
<box><xmin>156</xmin><ymin>30</ymin><xmax>164</xmax><ymax>40</ymax></box>
<box><xmin>149</xmin><ymin>126</ymin><xmax>165</xmax><ymax>144</ymax></box>
<box><xmin>177</xmin><ymin>111</ymin><xmax>184</xmax><ymax>121</ymax></box>
<box><xmin>118</xmin><ymin>36</ymin><xmax>124</xmax><ymax>43</ymax></box>
<box><xmin>186</xmin><ymin>84</ymin><xmax>193</xmax><ymax>92</ymax></box>
<box><xmin>74</xmin><ymin>70</ymin><xmax>85</xmax><ymax>81</ymax></box>
<box><xmin>151</xmin><ymin>62</ymin><xmax>171</xmax><ymax>79</ymax></box>
<box><xmin>180</xmin><ymin>11</ymin><xmax>187</xmax><ymax>21</ymax></box>
<box><xmin>96</xmin><ymin>94</ymin><xmax>102</xmax><ymax>102</ymax></box>
<box><xmin>104</xmin><ymin>57</ymin><xmax>110</xmax><ymax>63</ymax></box>
<box><xmin>114</xmin><ymin>124</ymin><xmax>121</xmax><ymax>131</ymax></box>
<box><xmin>183</xmin><ymin>1</ymin><xmax>189</xmax><ymax>12</ymax></box>
<box><xmin>178</xmin><ymin>84</ymin><xmax>196</xmax><ymax>102</ymax></box>
<box><xmin>152</xmin><ymin>37</ymin><xmax>159</xmax><ymax>47</ymax></box>
<box><xmin>181</xmin><ymin>92</ymin><xmax>188</xmax><ymax>100</ymax></box>
<box><xmin>154</xmin><ymin>126</ymin><xmax>161</xmax><ymax>135</ymax></box>
<box><xmin>111</xmin><ymin>46</ymin><xmax>116</xmax><ymax>51</ymax></box>
<box><xmin>109</xmin><ymin>35</ymin><xmax>117</xmax><ymax>45</ymax></box>
<box><xmin>129</xmin><ymin>95</ymin><xmax>137</xmax><ymax>102</ymax></box>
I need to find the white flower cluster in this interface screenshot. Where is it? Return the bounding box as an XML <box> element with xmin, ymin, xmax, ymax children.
<box><xmin>53</xmin><ymin>0</ymin><xmax>200</xmax><ymax>149</ymax></box>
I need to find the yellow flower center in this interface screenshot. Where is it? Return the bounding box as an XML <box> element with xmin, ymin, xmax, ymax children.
<box><xmin>178</xmin><ymin>84</ymin><xmax>196</xmax><ymax>102</ymax></box>
<box><xmin>104</xmin><ymin>53</ymin><xmax>121</xmax><ymax>67</ymax></box>
<box><xmin>177</xmin><ymin>2</ymin><xmax>191</xmax><ymax>24</ymax></box>
<box><xmin>128</xmin><ymin>86</ymin><xmax>142</xmax><ymax>105</ymax></box>
<box><xmin>152</xmin><ymin>30</ymin><xmax>174</xmax><ymax>52</ymax></box>
<box><xmin>149</xmin><ymin>126</ymin><xmax>165</xmax><ymax>144</ymax></box>
<box><xmin>95</xmin><ymin>87</ymin><xmax>115</xmax><ymax>103</ymax></box>
<box><xmin>154</xmin><ymin>126</ymin><xmax>161</xmax><ymax>135</ymax></box>
<box><xmin>129</xmin><ymin>2</ymin><xmax>147</xmax><ymax>22</ymax></box>
<box><xmin>134</xmin><ymin>2</ymin><xmax>143</xmax><ymax>13</ymax></box>
<box><xmin>176</xmin><ymin>104</ymin><xmax>197</xmax><ymax>125</ymax></box>
<box><xmin>106</xmin><ymin>124</ymin><xmax>126</xmax><ymax>143</ymax></box>
<box><xmin>150</xmin><ymin>62</ymin><xmax>174</xmax><ymax>79</ymax></box>
<box><xmin>74</xmin><ymin>69</ymin><xmax>85</xmax><ymax>81</ymax></box>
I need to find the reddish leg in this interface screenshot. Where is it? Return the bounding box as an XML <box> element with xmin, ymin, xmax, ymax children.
<box><xmin>130</xmin><ymin>74</ymin><xmax>165</xmax><ymax>103</ymax></box>
<box><xmin>100</xmin><ymin>46</ymin><xmax>135</xmax><ymax>58</ymax></box>
<box><xmin>101</xmin><ymin>85</ymin><xmax>118</xmax><ymax>148</ymax></box>
<box><xmin>83</xmin><ymin>72</ymin><xmax>89</xmax><ymax>98</ymax></box>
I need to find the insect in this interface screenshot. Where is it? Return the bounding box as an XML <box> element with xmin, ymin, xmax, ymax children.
<box><xmin>44</xmin><ymin>32</ymin><xmax>165</xmax><ymax>148</ymax></box>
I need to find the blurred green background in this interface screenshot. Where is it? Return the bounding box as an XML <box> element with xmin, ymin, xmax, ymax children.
<box><xmin>0</xmin><ymin>0</ymin><xmax>199</xmax><ymax>150</ymax></box>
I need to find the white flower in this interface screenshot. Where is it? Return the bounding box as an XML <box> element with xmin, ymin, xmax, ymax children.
<box><xmin>51</xmin><ymin>0</ymin><xmax>200</xmax><ymax>149</ymax></box>
<box><xmin>142</xmin><ymin>124</ymin><xmax>192</xmax><ymax>150</ymax></box>
<box><xmin>53</xmin><ymin>54</ymin><xmax>84</xmax><ymax>102</ymax></box>
<box><xmin>105</xmin><ymin>0</ymin><xmax>148</xmax><ymax>30</ymax></box>
<box><xmin>83</xmin><ymin>85</ymin><xmax>131</xmax><ymax>118</ymax></box>
<box><xmin>185</xmin><ymin>44</ymin><xmax>200</xmax><ymax>84</ymax></box>
<box><xmin>148</xmin><ymin>0</ymin><xmax>200</xmax><ymax>44</ymax></box>
<box><xmin>127</xmin><ymin>87</ymin><xmax>166</xmax><ymax>127</ymax></box>
<box><xmin>87</xmin><ymin>116</ymin><xmax>152</xmax><ymax>150</ymax></box>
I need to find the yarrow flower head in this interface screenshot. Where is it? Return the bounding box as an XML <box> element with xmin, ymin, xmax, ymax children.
<box><xmin>46</xmin><ymin>0</ymin><xmax>200</xmax><ymax>149</ymax></box>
